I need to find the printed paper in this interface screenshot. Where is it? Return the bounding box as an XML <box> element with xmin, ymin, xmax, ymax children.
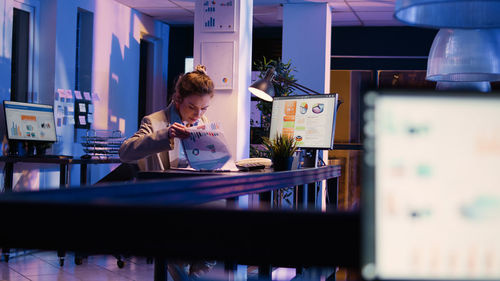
<box><xmin>181</xmin><ymin>122</ymin><xmax>231</xmax><ymax>170</ymax></box>
<box><xmin>83</xmin><ymin>92</ymin><xmax>91</xmax><ymax>101</ymax></box>
<box><xmin>74</xmin><ymin>91</ymin><xmax>83</xmax><ymax>100</ymax></box>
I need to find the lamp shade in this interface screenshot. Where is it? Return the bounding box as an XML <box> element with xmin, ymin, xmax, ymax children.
<box><xmin>395</xmin><ymin>0</ymin><xmax>500</xmax><ymax>29</ymax></box>
<box><xmin>436</xmin><ymin>81</ymin><xmax>491</xmax><ymax>92</ymax></box>
<box><xmin>248</xmin><ymin>68</ymin><xmax>275</xmax><ymax>102</ymax></box>
<box><xmin>426</xmin><ymin>29</ymin><xmax>500</xmax><ymax>82</ymax></box>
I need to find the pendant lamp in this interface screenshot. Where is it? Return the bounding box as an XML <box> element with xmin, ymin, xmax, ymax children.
<box><xmin>426</xmin><ymin>29</ymin><xmax>500</xmax><ymax>82</ymax></box>
<box><xmin>395</xmin><ymin>0</ymin><xmax>500</xmax><ymax>29</ymax></box>
<box><xmin>436</xmin><ymin>81</ymin><xmax>491</xmax><ymax>92</ymax></box>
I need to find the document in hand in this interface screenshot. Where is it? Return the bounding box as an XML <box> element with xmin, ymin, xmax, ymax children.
<box><xmin>181</xmin><ymin>122</ymin><xmax>232</xmax><ymax>170</ymax></box>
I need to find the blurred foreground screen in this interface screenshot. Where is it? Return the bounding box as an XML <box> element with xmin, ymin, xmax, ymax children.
<box><xmin>363</xmin><ymin>91</ymin><xmax>500</xmax><ymax>280</ymax></box>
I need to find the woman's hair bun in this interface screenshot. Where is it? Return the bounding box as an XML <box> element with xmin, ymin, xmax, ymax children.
<box><xmin>194</xmin><ymin>65</ymin><xmax>207</xmax><ymax>75</ymax></box>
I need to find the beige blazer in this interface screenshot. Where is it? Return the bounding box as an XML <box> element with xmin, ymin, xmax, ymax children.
<box><xmin>119</xmin><ymin>103</ymin><xmax>208</xmax><ymax>171</ymax></box>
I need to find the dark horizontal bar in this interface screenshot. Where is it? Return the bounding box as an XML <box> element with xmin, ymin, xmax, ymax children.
<box><xmin>332</xmin><ymin>55</ymin><xmax>428</xmax><ymax>59</ymax></box>
<box><xmin>0</xmin><ymin>202</ymin><xmax>360</xmax><ymax>267</ymax></box>
<box><xmin>333</xmin><ymin>143</ymin><xmax>363</xmax><ymax>150</ymax></box>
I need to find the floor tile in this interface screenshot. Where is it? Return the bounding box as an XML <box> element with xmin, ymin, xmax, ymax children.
<box><xmin>26</xmin><ymin>272</ymin><xmax>81</xmax><ymax>281</ymax></box>
<box><xmin>0</xmin><ymin>263</ymin><xmax>31</xmax><ymax>281</ymax></box>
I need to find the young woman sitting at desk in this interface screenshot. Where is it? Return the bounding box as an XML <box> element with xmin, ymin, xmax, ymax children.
<box><xmin>119</xmin><ymin>64</ymin><xmax>214</xmax><ymax>171</ymax></box>
<box><xmin>119</xmin><ymin>65</ymin><xmax>216</xmax><ymax>280</ymax></box>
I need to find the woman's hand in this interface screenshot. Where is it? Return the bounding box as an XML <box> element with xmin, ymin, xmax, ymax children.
<box><xmin>168</xmin><ymin>122</ymin><xmax>190</xmax><ymax>139</ymax></box>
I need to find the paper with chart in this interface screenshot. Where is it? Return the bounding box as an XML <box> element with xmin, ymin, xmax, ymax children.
<box><xmin>181</xmin><ymin>122</ymin><xmax>231</xmax><ymax>170</ymax></box>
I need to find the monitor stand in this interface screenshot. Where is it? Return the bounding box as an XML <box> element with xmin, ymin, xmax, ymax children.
<box><xmin>296</xmin><ymin>148</ymin><xmax>319</xmax><ymax>209</ymax></box>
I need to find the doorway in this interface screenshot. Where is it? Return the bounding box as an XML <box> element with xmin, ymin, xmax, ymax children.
<box><xmin>138</xmin><ymin>36</ymin><xmax>165</xmax><ymax>128</ymax></box>
<box><xmin>10</xmin><ymin>3</ymin><xmax>34</xmax><ymax>102</ymax></box>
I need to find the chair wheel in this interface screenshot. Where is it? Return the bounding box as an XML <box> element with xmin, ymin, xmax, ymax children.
<box><xmin>117</xmin><ymin>260</ymin><xmax>125</xmax><ymax>268</ymax></box>
<box><xmin>59</xmin><ymin>258</ymin><xmax>64</xmax><ymax>266</ymax></box>
<box><xmin>75</xmin><ymin>257</ymin><xmax>83</xmax><ymax>265</ymax></box>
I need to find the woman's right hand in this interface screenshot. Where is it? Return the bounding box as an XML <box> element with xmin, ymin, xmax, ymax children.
<box><xmin>168</xmin><ymin>122</ymin><xmax>190</xmax><ymax>139</ymax></box>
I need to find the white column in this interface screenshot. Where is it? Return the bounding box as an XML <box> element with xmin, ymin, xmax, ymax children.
<box><xmin>282</xmin><ymin>3</ymin><xmax>332</xmax><ymax>210</ymax></box>
<box><xmin>282</xmin><ymin>3</ymin><xmax>331</xmax><ymax>94</ymax></box>
<box><xmin>193</xmin><ymin>0</ymin><xmax>253</xmax><ymax>160</ymax></box>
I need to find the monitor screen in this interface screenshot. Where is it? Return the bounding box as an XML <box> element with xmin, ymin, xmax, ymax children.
<box><xmin>269</xmin><ymin>94</ymin><xmax>338</xmax><ymax>149</ymax></box>
<box><xmin>3</xmin><ymin>100</ymin><xmax>57</xmax><ymax>142</ymax></box>
<box><xmin>362</xmin><ymin>90</ymin><xmax>500</xmax><ymax>280</ymax></box>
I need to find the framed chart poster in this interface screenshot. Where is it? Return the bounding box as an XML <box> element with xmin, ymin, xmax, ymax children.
<box><xmin>201</xmin><ymin>0</ymin><xmax>235</xmax><ymax>32</ymax></box>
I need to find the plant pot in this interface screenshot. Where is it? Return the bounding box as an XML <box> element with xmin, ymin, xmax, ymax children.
<box><xmin>272</xmin><ymin>156</ymin><xmax>294</xmax><ymax>171</ymax></box>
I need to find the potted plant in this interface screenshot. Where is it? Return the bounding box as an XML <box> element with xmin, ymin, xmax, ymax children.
<box><xmin>254</xmin><ymin>58</ymin><xmax>296</xmax><ymax>125</ymax></box>
<box><xmin>250</xmin><ymin>57</ymin><xmax>297</xmax><ymax>157</ymax></box>
<box><xmin>262</xmin><ymin>133</ymin><xmax>298</xmax><ymax>171</ymax></box>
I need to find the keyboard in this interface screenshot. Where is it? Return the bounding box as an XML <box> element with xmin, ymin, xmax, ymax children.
<box><xmin>235</xmin><ymin>158</ymin><xmax>272</xmax><ymax>170</ymax></box>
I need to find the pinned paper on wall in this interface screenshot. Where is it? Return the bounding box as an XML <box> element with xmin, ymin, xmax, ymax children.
<box><xmin>65</xmin><ymin>90</ymin><xmax>73</xmax><ymax>99</ymax></box>
<box><xmin>83</xmin><ymin>92</ymin><xmax>91</xmax><ymax>101</ymax></box>
<box><xmin>78</xmin><ymin>103</ymin><xmax>86</xmax><ymax>112</ymax></box>
<box><xmin>87</xmin><ymin>114</ymin><xmax>94</xmax><ymax>123</ymax></box>
<box><xmin>68</xmin><ymin>116</ymin><xmax>75</xmax><ymax>125</ymax></box>
<box><xmin>56</xmin><ymin>89</ymin><xmax>65</xmax><ymax>100</ymax></box>
<box><xmin>67</xmin><ymin>104</ymin><xmax>74</xmax><ymax>113</ymax></box>
<box><xmin>79</xmin><ymin>116</ymin><xmax>87</xmax><ymax>125</ymax></box>
<box><xmin>74</xmin><ymin>91</ymin><xmax>83</xmax><ymax>100</ymax></box>
<box><xmin>88</xmin><ymin>104</ymin><xmax>94</xmax><ymax>113</ymax></box>
<box><xmin>92</xmin><ymin>92</ymin><xmax>100</xmax><ymax>101</ymax></box>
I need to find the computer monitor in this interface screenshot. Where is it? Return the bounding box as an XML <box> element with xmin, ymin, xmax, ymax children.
<box><xmin>269</xmin><ymin>94</ymin><xmax>338</xmax><ymax>149</ymax></box>
<box><xmin>362</xmin><ymin>90</ymin><xmax>500</xmax><ymax>280</ymax></box>
<box><xmin>3</xmin><ymin>100</ymin><xmax>57</xmax><ymax>143</ymax></box>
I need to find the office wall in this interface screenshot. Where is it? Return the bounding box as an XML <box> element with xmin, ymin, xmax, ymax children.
<box><xmin>0</xmin><ymin>0</ymin><xmax>170</xmax><ymax>189</ymax></box>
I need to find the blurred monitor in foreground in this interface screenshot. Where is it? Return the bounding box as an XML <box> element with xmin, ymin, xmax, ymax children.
<box><xmin>362</xmin><ymin>90</ymin><xmax>500</xmax><ymax>280</ymax></box>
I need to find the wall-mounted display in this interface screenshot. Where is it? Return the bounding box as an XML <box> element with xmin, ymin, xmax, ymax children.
<box><xmin>201</xmin><ymin>0</ymin><xmax>235</xmax><ymax>33</ymax></box>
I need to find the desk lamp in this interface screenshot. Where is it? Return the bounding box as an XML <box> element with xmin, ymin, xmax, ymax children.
<box><xmin>249</xmin><ymin>67</ymin><xmax>340</xmax><ymax>102</ymax></box>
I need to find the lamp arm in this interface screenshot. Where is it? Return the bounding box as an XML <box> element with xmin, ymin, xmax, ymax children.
<box><xmin>288</xmin><ymin>81</ymin><xmax>323</xmax><ymax>95</ymax></box>
<box><xmin>273</xmin><ymin>76</ymin><xmax>323</xmax><ymax>95</ymax></box>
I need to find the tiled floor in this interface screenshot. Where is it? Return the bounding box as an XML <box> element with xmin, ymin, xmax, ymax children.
<box><xmin>0</xmin><ymin>250</ymin><xmax>231</xmax><ymax>281</ymax></box>
<box><xmin>0</xmin><ymin>250</ymin><xmax>337</xmax><ymax>280</ymax></box>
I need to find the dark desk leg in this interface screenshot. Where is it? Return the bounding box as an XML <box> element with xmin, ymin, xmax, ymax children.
<box><xmin>259</xmin><ymin>191</ymin><xmax>272</xmax><ymax>209</ymax></box>
<box><xmin>224</xmin><ymin>262</ymin><xmax>237</xmax><ymax>280</ymax></box>
<box><xmin>326</xmin><ymin>176</ymin><xmax>339</xmax><ymax>210</ymax></box>
<box><xmin>258</xmin><ymin>264</ymin><xmax>272</xmax><ymax>280</ymax></box>
<box><xmin>80</xmin><ymin>163</ymin><xmax>88</xmax><ymax>186</ymax></box>
<box><xmin>154</xmin><ymin>258</ymin><xmax>167</xmax><ymax>281</ymax></box>
<box><xmin>59</xmin><ymin>164</ymin><xmax>70</xmax><ymax>188</ymax></box>
<box><xmin>4</xmin><ymin>162</ymin><xmax>13</xmax><ymax>192</ymax></box>
<box><xmin>2</xmin><ymin>162</ymin><xmax>13</xmax><ymax>262</ymax></box>
<box><xmin>226</xmin><ymin>196</ymin><xmax>238</xmax><ymax>208</ymax></box>
<box><xmin>57</xmin><ymin>164</ymin><xmax>69</xmax><ymax>266</ymax></box>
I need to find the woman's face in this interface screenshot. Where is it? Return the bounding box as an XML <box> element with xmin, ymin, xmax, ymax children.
<box><xmin>176</xmin><ymin>94</ymin><xmax>212</xmax><ymax>125</ymax></box>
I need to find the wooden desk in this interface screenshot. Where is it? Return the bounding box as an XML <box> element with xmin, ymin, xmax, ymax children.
<box><xmin>0</xmin><ymin>165</ymin><xmax>353</xmax><ymax>281</ymax></box>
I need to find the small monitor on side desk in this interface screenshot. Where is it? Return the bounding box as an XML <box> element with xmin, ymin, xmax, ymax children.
<box><xmin>3</xmin><ymin>100</ymin><xmax>57</xmax><ymax>156</ymax></box>
<box><xmin>362</xmin><ymin>90</ymin><xmax>500</xmax><ymax>281</ymax></box>
<box><xmin>269</xmin><ymin>94</ymin><xmax>338</xmax><ymax>167</ymax></box>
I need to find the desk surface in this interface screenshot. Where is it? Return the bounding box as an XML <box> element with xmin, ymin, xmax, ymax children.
<box><xmin>0</xmin><ymin>155</ymin><xmax>122</xmax><ymax>164</ymax></box>
<box><xmin>0</xmin><ymin>165</ymin><xmax>341</xmax><ymax>206</ymax></box>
